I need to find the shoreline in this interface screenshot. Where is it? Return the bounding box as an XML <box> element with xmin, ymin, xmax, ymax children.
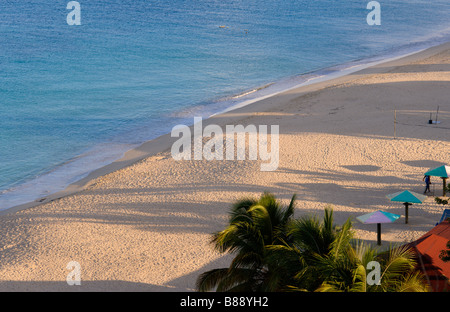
<box><xmin>2</xmin><ymin>34</ymin><xmax>449</xmax><ymax>213</ymax></box>
<box><xmin>2</xmin><ymin>40</ymin><xmax>449</xmax><ymax>217</ymax></box>
<box><xmin>0</xmin><ymin>41</ymin><xmax>450</xmax><ymax>215</ymax></box>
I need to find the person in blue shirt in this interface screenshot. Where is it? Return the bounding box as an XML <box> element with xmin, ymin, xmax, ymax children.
<box><xmin>423</xmin><ymin>175</ymin><xmax>431</xmax><ymax>193</ymax></box>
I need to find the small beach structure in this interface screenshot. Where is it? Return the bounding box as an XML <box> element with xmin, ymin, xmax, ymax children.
<box><xmin>386</xmin><ymin>190</ymin><xmax>427</xmax><ymax>224</ymax></box>
<box><xmin>405</xmin><ymin>220</ymin><xmax>450</xmax><ymax>292</ymax></box>
<box><xmin>356</xmin><ymin>210</ymin><xmax>401</xmax><ymax>245</ymax></box>
<box><xmin>424</xmin><ymin>165</ymin><xmax>450</xmax><ymax>196</ymax></box>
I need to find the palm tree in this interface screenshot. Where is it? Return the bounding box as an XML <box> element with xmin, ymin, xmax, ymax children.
<box><xmin>315</xmin><ymin>242</ymin><xmax>430</xmax><ymax>292</ymax></box>
<box><xmin>439</xmin><ymin>240</ymin><xmax>450</xmax><ymax>262</ymax></box>
<box><xmin>264</xmin><ymin>206</ymin><xmax>354</xmax><ymax>291</ymax></box>
<box><xmin>435</xmin><ymin>185</ymin><xmax>450</xmax><ymax>205</ymax></box>
<box><xmin>196</xmin><ymin>192</ymin><xmax>296</xmax><ymax>292</ymax></box>
<box><xmin>197</xmin><ymin>193</ymin><xmax>430</xmax><ymax>292</ymax></box>
<box><xmin>263</xmin><ymin>207</ymin><xmax>429</xmax><ymax>292</ymax></box>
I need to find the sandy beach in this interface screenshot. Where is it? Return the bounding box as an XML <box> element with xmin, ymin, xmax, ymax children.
<box><xmin>0</xmin><ymin>42</ymin><xmax>449</xmax><ymax>292</ymax></box>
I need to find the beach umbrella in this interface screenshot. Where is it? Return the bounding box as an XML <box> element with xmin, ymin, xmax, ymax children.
<box><xmin>386</xmin><ymin>190</ymin><xmax>427</xmax><ymax>224</ymax></box>
<box><xmin>356</xmin><ymin>210</ymin><xmax>401</xmax><ymax>245</ymax></box>
<box><xmin>424</xmin><ymin>165</ymin><xmax>450</xmax><ymax>196</ymax></box>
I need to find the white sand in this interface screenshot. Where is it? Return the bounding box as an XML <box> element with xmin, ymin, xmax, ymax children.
<box><xmin>0</xmin><ymin>43</ymin><xmax>449</xmax><ymax>291</ymax></box>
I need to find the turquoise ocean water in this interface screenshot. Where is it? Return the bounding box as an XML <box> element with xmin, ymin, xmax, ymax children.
<box><xmin>1</xmin><ymin>0</ymin><xmax>450</xmax><ymax>210</ymax></box>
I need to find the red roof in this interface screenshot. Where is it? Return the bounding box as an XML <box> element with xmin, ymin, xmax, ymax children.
<box><xmin>407</xmin><ymin>220</ymin><xmax>450</xmax><ymax>292</ymax></box>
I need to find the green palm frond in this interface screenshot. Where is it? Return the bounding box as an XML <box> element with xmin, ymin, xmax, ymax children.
<box><xmin>350</xmin><ymin>264</ymin><xmax>367</xmax><ymax>292</ymax></box>
<box><xmin>289</xmin><ymin>215</ymin><xmax>323</xmax><ymax>254</ymax></box>
<box><xmin>315</xmin><ymin>282</ymin><xmax>343</xmax><ymax>292</ymax></box>
<box><xmin>216</xmin><ymin>268</ymin><xmax>256</xmax><ymax>292</ymax></box>
<box><xmin>352</xmin><ymin>239</ymin><xmax>378</xmax><ymax>266</ymax></box>
<box><xmin>395</xmin><ymin>272</ymin><xmax>431</xmax><ymax>292</ymax></box>
<box><xmin>230</xmin><ymin>251</ymin><xmax>264</xmax><ymax>270</ymax></box>
<box><xmin>247</xmin><ymin>204</ymin><xmax>273</xmax><ymax>244</ymax></box>
<box><xmin>283</xmin><ymin>194</ymin><xmax>297</xmax><ymax>224</ymax></box>
<box><xmin>321</xmin><ymin>205</ymin><xmax>335</xmax><ymax>240</ymax></box>
<box><xmin>265</xmin><ymin>244</ymin><xmax>303</xmax><ymax>267</ymax></box>
<box><xmin>379</xmin><ymin>245</ymin><xmax>416</xmax><ymax>285</ymax></box>
<box><xmin>196</xmin><ymin>268</ymin><xmax>231</xmax><ymax>292</ymax></box>
<box><xmin>329</xmin><ymin>218</ymin><xmax>354</xmax><ymax>259</ymax></box>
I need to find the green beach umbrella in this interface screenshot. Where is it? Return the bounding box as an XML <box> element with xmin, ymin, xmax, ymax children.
<box><xmin>356</xmin><ymin>210</ymin><xmax>401</xmax><ymax>245</ymax></box>
<box><xmin>424</xmin><ymin>165</ymin><xmax>450</xmax><ymax>196</ymax></box>
<box><xmin>386</xmin><ymin>190</ymin><xmax>427</xmax><ymax>224</ymax></box>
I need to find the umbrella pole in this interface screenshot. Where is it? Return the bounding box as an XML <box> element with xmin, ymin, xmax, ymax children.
<box><xmin>404</xmin><ymin>203</ymin><xmax>409</xmax><ymax>224</ymax></box>
<box><xmin>443</xmin><ymin>177</ymin><xmax>447</xmax><ymax>197</ymax></box>
<box><xmin>377</xmin><ymin>223</ymin><xmax>381</xmax><ymax>245</ymax></box>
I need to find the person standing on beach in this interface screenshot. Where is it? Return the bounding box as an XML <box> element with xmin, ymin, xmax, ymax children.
<box><xmin>423</xmin><ymin>175</ymin><xmax>431</xmax><ymax>193</ymax></box>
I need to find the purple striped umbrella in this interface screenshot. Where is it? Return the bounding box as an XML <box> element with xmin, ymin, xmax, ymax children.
<box><xmin>356</xmin><ymin>210</ymin><xmax>401</xmax><ymax>245</ymax></box>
